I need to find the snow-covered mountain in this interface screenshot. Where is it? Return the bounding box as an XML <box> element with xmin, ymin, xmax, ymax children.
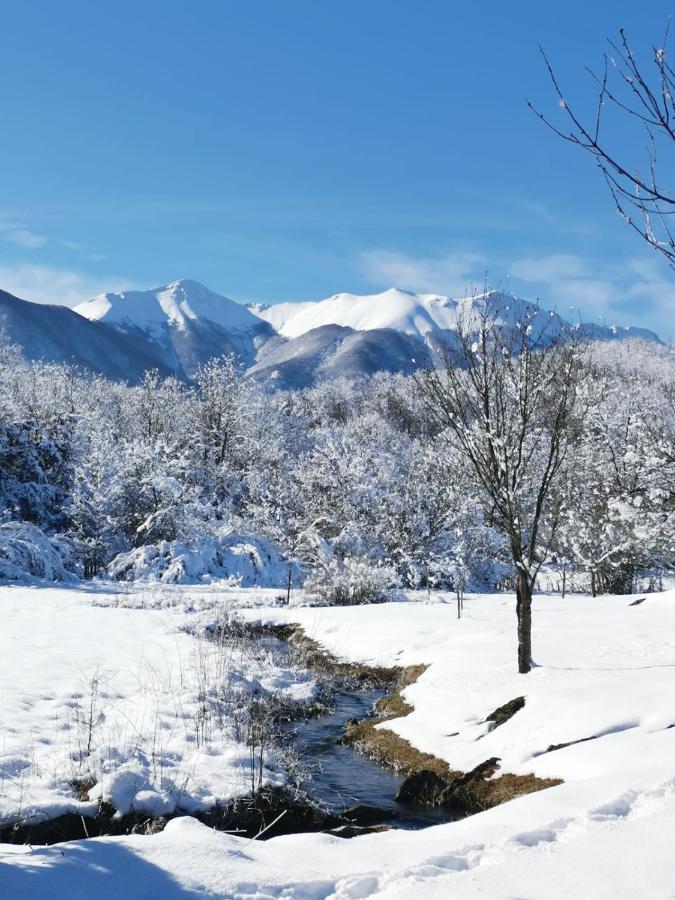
<box><xmin>0</xmin><ymin>288</ymin><xmax>175</xmax><ymax>381</ymax></box>
<box><xmin>75</xmin><ymin>279</ymin><xmax>274</xmax><ymax>379</ymax></box>
<box><xmin>252</xmin><ymin>287</ymin><xmax>658</xmax><ymax>345</ymax></box>
<box><xmin>248</xmin><ymin>288</ymin><xmax>659</xmax><ymax>387</ymax></box>
<box><xmin>247</xmin><ymin>323</ymin><xmax>428</xmax><ymax>389</ymax></box>
<box><xmin>250</xmin><ymin>288</ymin><xmax>458</xmax><ymax>339</ymax></box>
<box><xmin>77</xmin><ymin>279</ymin><xmax>261</xmax><ymax>334</ymax></box>
<box><xmin>0</xmin><ymin>279</ymin><xmax>661</xmax><ymax>387</ymax></box>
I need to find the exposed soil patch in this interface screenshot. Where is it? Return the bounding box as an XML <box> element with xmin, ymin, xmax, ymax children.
<box><xmin>374</xmin><ymin>664</ymin><xmax>428</xmax><ymax>720</ymax></box>
<box><xmin>249</xmin><ymin>622</ymin><xmax>402</xmax><ymax>688</ymax></box>
<box><xmin>0</xmin><ymin>803</ymin><xmax>167</xmax><ymax>846</ymax></box>
<box><xmin>395</xmin><ymin>770</ymin><xmax>450</xmax><ymax>805</ymax></box>
<box><xmin>344</xmin><ymin>716</ymin><xmax>455</xmax><ymax>779</ymax></box>
<box><xmin>439</xmin><ymin>758</ymin><xmax>561</xmax><ymax>815</ymax></box>
<box><xmin>484</xmin><ymin>696</ymin><xmax>526</xmax><ymax>731</ymax></box>
<box><xmin>0</xmin><ymin>787</ymin><xmax>388</xmax><ymax>846</ymax></box>
<box><xmin>538</xmin><ymin>735</ymin><xmax>601</xmax><ymax>755</ymax></box>
<box><xmin>198</xmin><ymin>786</ymin><xmax>347</xmax><ymax>838</ymax></box>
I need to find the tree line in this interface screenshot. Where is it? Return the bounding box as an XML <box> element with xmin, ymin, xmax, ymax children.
<box><xmin>0</xmin><ymin>317</ymin><xmax>673</xmax><ymax>636</ymax></box>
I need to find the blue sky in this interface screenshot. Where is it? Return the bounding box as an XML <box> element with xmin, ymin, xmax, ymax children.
<box><xmin>1</xmin><ymin>0</ymin><xmax>673</xmax><ymax>337</ymax></box>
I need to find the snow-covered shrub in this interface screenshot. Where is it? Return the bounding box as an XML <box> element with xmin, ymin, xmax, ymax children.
<box><xmin>0</xmin><ymin>521</ymin><xmax>71</xmax><ymax>581</ymax></box>
<box><xmin>304</xmin><ymin>556</ymin><xmax>399</xmax><ymax>605</ymax></box>
<box><xmin>0</xmin><ymin>420</ymin><xmax>74</xmax><ymax>530</ymax></box>
<box><xmin>109</xmin><ymin>531</ymin><xmax>289</xmax><ymax>586</ymax></box>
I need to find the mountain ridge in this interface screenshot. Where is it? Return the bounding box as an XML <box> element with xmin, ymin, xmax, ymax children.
<box><xmin>0</xmin><ymin>288</ymin><xmax>175</xmax><ymax>381</ymax></box>
<box><xmin>0</xmin><ymin>278</ymin><xmax>662</xmax><ymax>387</ymax></box>
<box><xmin>76</xmin><ymin>279</ymin><xmax>262</xmax><ymax>334</ymax></box>
<box><xmin>250</xmin><ymin>286</ymin><xmax>660</xmax><ymax>344</ymax></box>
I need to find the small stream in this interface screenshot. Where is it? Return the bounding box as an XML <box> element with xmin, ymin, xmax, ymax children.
<box><xmin>0</xmin><ymin>624</ymin><xmax>455</xmax><ymax>846</ymax></box>
<box><xmin>213</xmin><ymin>624</ymin><xmax>455</xmax><ymax>831</ymax></box>
<box><xmin>281</xmin><ymin>687</ymin><xmax>453</xmax><ymax>829</ymax></box>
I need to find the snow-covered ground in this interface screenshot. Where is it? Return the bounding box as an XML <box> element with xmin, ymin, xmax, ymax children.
<box><xmin>0</xmin><ymin>583</ymin><xmax>314</xmax><ymax>827</ymax></box>
<box><xmin>1</xmin><ymin>584</ymin><xmax>675</xmax><ymax>898</ymax></box>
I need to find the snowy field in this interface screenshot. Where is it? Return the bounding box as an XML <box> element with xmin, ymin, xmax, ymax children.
<box><xmin>1</xmin><ymin>583</ymin><xmax>675</xmax><ymax>898</ymax></box>
<box><xmin>0</xmin><ymin>583</ymin><xmax>314</xmax><ymax>828</ymax></box>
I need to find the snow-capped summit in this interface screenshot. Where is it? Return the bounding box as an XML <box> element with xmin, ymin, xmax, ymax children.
<box><xmin>254</xmin><ymin>286</ymin><xmax>659</xmax><ymax>346</ymax></box>
<box><xmin>254</xmin><ymin>288</ymin><xmax>460</xmax><ymax>339</ymax></box>
<box><xmin>0</xmin><ymin>287</ymin><xmax>176</xmax><ymax>382</ymax></box>
<box><xmin>76</xmin><ymin>279</ymin><xmax>262</xmax><ymax>334</ymax></box>
<box><xmin>251</xmin><ymin>287</ymin><xmax>568</xmax><ymax>342</ymax></box>
<box><xmin>73</xmin><ymin>279</ymin><xmax>273</xmax><ymax>379</ymax></box>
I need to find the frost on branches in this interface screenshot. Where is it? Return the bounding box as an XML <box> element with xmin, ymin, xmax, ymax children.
<box><xmin>0</xmin><ymin>329</ymin><xmax>672</xmax><ymax>602</ymax></box>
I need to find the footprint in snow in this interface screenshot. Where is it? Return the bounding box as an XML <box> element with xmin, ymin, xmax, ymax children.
<box><xmin>589</xmin><ymin>791</ymin><xmax>638</xmax><ymax>821</ymax></box>
<box><xmin>332</xmin><ymin>874</ymin><xmax>380</xmax><ymax>899</ymax></box>
<box><xmin>513</xmin><ymin>827</ymin><xmax>559</xmax><ymax>847</ymax></box>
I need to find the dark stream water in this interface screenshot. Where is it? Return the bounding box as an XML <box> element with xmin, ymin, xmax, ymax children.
<box><xmin>282</xmin><ymin>687</ymin><xmax>453</xmax><ymax>829</ymax></box>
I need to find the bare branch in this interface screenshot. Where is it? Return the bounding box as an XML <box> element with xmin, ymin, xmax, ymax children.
<box><xmin>529</xmin><ymin>25</ymin><xmax>675</xmax><ymax>267</ymax></box>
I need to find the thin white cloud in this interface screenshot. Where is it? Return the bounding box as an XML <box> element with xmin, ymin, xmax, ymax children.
<box><xmin>508</xmin><ymin>249</ymin><xmax>673</xmax><ymax>337</ymax></box>
<box><xmin>360</xmin><ymin>247</ymin><xmax>671</xmax><ymax>336</ymax></box>
<box><xmin>0</xmin><ymin>264</ymin><xmax>134</xmax><ymax>307</ymax></box>
<box><xmin>542</xmin><ymin>279</ymin><xmax>615</xmax><ymax>314</ymax></box>
<box><xmin>623</xmin><ymin>258</ymin><xmax>675</xmax><ymax>321</ymax></box>
<box><xmin>509</xmin><ymin>253</ymin><xmax>588</xmax><ymax>282</ymax></box>
<box><xmin>360</xmin><ymin>249</ymin><xmax>487</xmax><ymax>295</ymax></box>
<box><xmin>63</xmin><ymin>239</ymin><xmax>106</xmax><ymax>263</ymax></box>
<box><xmin>0</xmin><ymin>223</ymin><xmax>47</xmax><ymax>249</ymax></box>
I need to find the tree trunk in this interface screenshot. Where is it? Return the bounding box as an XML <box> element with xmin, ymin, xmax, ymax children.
<box><xmin>561</xmin><ymin>560</ymin><xmax>567</xmax><ymax>599</ymax></box>
<box><xmin>516</xmin><ymin>571</ymin><xmax>532</xmax><ymax>674</ymax></box>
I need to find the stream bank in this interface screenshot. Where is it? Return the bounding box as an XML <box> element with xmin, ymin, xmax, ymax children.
<box><xmin>259</xmin><ymin>622</ymin><xmax>562</xmax><ymax>818</ymax></box>
<box><xmin>0</xmin><ymin>616</ymin><xmax>559</xmax><ymax>846</ymax></box>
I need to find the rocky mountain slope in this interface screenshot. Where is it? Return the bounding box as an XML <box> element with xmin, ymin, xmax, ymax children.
<box><xmin>0</xmin><ymin>288</ymin><xmax>174</xmax><ymax>381</ymax></box>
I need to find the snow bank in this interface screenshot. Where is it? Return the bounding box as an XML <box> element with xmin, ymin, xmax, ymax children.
<box><xmin>0</xmin><ymin>521</ymin><xmax>72</xmax><ymax>582</ymax></box>
<box><xmin>109</xmin><ymin>532</ymin><xmax>289</xmax><ymax>586</ymax></box>
<box><xmin>250</xmin><ymin>592</ymin><xmax>675</xmax><ymax>784</ymax></box>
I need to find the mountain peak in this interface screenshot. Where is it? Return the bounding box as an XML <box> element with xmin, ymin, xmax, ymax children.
<box><xmin>254</xmin><ymin>288</ymin><xmax>460</xmax><ymax>339</ymax></box>
<box><xmin>75</xmin><ymin>279</ymin><xmax>262</xmax><ymax>334</ymax></box>
<box><xmin>0</xmin><ymin>279</ymin><xmax>661</xmax><ymax>389</ymax></box>
<box><xmin>166</xmin><ymin>277</ymin><xmax>203</xmax><ymax>290</ymax></box>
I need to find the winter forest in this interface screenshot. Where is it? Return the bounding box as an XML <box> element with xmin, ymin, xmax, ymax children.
<box><xmin>2</xmin><ymin>324</ymin><xmax>673</xmax><ymax>599</ymax></box>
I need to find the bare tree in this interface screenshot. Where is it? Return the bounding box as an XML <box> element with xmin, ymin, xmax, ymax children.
<box><xmin>528</xmin><ymin>24</ymin><xmax>675</xmax><ymax>266</ymax></box>
<box><xmin>416</xmin><ymin>295</ymin><xmax>585</xmax><ymax>673</ymax></box>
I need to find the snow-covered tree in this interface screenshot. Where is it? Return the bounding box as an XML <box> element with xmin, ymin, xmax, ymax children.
<box><xmin>415</xmin><ymin>297</ymin><xmax>587</xmax><ymax>673</ymax></box>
